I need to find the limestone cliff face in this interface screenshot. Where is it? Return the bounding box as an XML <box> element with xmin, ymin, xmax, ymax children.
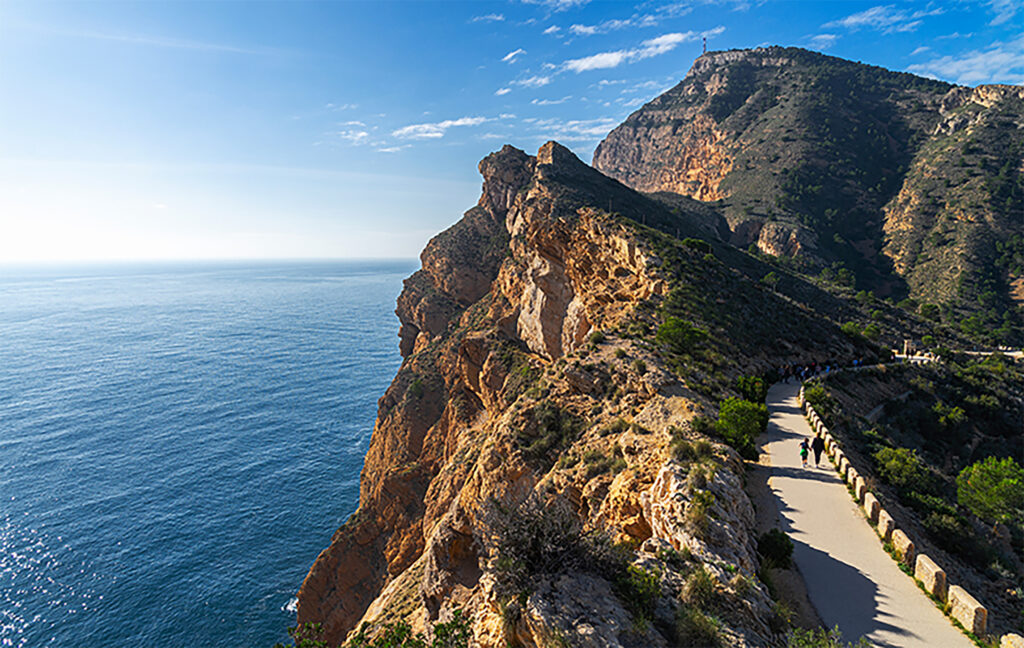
<box><xmin>594</xmin><ymin>46</ymin><xmax>1023</xmax><ymax>332</ymax></box>
<box><xmin>881</xmin><ymin>84</ymin><xmax>1024</xmax><ymax>313</ymax></box>
<box><xmin>297</xmin><ymin>143</ymin><xmax>779</xmax><ymax>647</ymax></box>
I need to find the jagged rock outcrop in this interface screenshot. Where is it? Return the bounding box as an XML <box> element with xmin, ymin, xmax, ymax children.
<box><xmin>296</xmin><ymin>142</ymin><xmax>812</xmax><ymax>647</ymax></box>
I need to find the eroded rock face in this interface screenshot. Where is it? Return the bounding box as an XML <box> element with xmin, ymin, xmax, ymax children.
<box><xmin>296</xmin><ymin>142</ymin><xmax>777</xmax><ymax>647</ymax></box>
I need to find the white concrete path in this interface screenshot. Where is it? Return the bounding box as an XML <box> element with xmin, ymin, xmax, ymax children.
<box><xmin>760</xmin><ymin>381</ymin><xmax>975</xmax><ymax>648</ymax></box>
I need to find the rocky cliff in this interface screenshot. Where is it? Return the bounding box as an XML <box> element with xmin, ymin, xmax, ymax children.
<box><xmin>594</xmin><ymin>47</ymin><xmax>1023</xmax><ymax>343</ymax></box>
<box><xmin>296</xmin><ymin>142</ymin><xmax>877</xmax><ymax>647</ymax></box>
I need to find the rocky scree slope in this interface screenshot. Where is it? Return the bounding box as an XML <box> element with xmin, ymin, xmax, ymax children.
<box><xmin>296</xmin><ymin>142</ymin><xmax>880</xmax><ymax>647</ymax></box>
<box><xmin>594</xmin><ymin>47</ymin><xmax>1024</xmax><ymax>342</ymax></box>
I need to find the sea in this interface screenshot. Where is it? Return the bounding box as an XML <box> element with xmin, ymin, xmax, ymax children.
<box><xmin>0</xmin><ymin>260</ymin><xmax>415</xmax><ymax>648</ymax></box>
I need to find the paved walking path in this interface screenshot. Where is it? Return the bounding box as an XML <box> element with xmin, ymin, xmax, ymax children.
<box><xmin>760</xmin><ymin>381</ymin><xmax>975</xmax><ymax>648</ymax></box>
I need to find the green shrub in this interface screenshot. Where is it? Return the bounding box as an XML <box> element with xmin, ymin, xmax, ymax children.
<box><xmin>589</xmin><ymin>330</ymin><xmax>606</xmax><ymax>345</ymax></box>
<box><xmin>802</xmin><ymin>383</ymin><xmax>832</xmax><ymax>415</ymax></box>
<box><xmin>682</xmin><ymin>237</ymin><xmax>712</xmax><ymax>254</ymax></box>
<box><xmin>757</xmin><ymin>529</ymin><xmax>793</xmax><ymax>569</ymax></box>
<box><xmin>840</xmin><ymin>322</ymin><xmax>861</xmax><ymax>338</ymax></box>
<box><xmin>346</xmin><ymin>610</ymin><xmax>471</xmax><ymax>648</ymax></box>
<box><xmin>686</xmin><ymin>491</ymin><xmax>716</xmax><ymax>533</ymax></box>
<box><xmin>408</xmin><ymin>378</ymin><xmax>424</xmax><ymax>399</ymax></box>
<box><xmin>516</xmin><ymin>402</ymin><xmax>583</xmax><ymax>464</ymax></box>
<box><xmin>920</xmin><ymin>303</ymin><xmax>940</xmax><ymax>321</ymax></box>
<box><xmin>601</xmin><ymin>418</ymin><xmax>630</xmax><ymax>436</ymax></box>
<box><xmin>957</xmin><ymin>456</ymin><xmax>1024</xmax><ymax>524</ymax></box>
<box><xmin>680</xmin><ymin>566</ymin><xmax>716</xmax><ymax>608</ymax></box>
<box><xmin>274</xmin><ymin>623</ymin><xmax>327</xmax><ymax>648</ymax></box>
<box><xmin>862</xmin><ymin>323</ymin><xmax>881</xmax><ymax>340</ymax></box>
<box><xmin>873</xmin><ymin>447</ymin><xmax>933</xmax><ymax>494</ymax></box>
<box><xmin>737</xmin><ymin>375</ymin><xmax>768</xmax><ymax>403</ymax></box>
<box><xmin>614</xmin><ymin>348</ymin><xmax>627</xmax><ymax>359</ymax></box>
<box><xmin>656</xmin><ymin>316</ymin><xmax>708</xmax><ymax>354</ymax></box>
<box><xmin>614</xmin><ymin>565</ymin><xmax>660</xmax><ymax>623</ymax></box>
<box><xmin>675</xmin><ymin>605</ymin><xmax>720</xmax><ymax>647</ymax></box>
<box><xmin>632</xmin><ymin>358</ymin><xmax>647</xmax><ymax>375</ymax></box>
<box><xmin>582</xmin><ymin>448</ymin><xmax>627</xmax><ymax>478</ymax></box>
<box><xmin>716</xmin><ymin>397</ymin><xmax>768</xmax><ymax>460</ymax></box>
<box><xmin>787</xmin><ymin>626</ymin><xmax>871</xmax><ymax>647</ymax></box>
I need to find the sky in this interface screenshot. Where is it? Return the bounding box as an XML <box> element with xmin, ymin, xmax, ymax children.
<box><xmin>1</xmin><ymin>0</ymin><xmax>1021</xmax><ymax>263</ymax></box>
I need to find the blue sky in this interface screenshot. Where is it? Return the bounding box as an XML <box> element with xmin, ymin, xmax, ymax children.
<box><xmin>1</xmin><ymin>0</ymin><xmax>1021</xmax><ymax>262</ymax></box>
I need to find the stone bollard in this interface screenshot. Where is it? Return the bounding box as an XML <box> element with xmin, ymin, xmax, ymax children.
<box><xmin>949</xmin><ymin>585</ymin><xmax>987</xmax><ymax>636</ymax></box>
<box><xmin>892</xmin><ymin>529</ymin><xmax>915</xmax><ymax>565</ymax></box>
<box><xmin>847</xmin><ymin>466</ymin><xmax>859</xmax><ymax>487</ymax></box>
<box><xmin>854</xmin><ymin>476</ymin><xmax>867</xmax><ymax>503</ymax></box>
<box><xmin>862</xmin><ymin>492</ymin><xmax>880</xmax><ymax>523</ymax></box>
<box><xmin>914</xmin><ymin>554</ymin><xmax>947</xmax><ymax>602</ymax></box>
<box><xmin>1002</xmin><ymin>633</ymin><xmax>1024</xmax><ymax>648</ymax></box>
<box><xmin>877</xmin><ymin>509</ymin><xmax>895</xmax><ymax>542</ymax></box>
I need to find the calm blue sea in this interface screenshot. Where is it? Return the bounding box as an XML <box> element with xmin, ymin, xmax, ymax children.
<box><xmin>0</xmin><ymin>260</ymin><xmax>414</xmax><ymax>648</ymax></box>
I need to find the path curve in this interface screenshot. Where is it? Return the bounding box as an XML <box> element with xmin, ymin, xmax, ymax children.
<box><xmin>761</xmin><ymin>381</ymin><xmax>974</xmax><ymax>648</ymax></box>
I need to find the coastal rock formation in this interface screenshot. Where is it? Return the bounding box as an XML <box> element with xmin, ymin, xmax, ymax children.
<box><xmin>295</xmin><ymin>140</ymin><xmax>863</xmax><ymax>647</ymax></box>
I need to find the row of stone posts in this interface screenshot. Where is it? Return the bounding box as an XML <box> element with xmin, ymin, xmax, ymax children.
<box><xmin>796</xmin><ymin>382</ymin><xmax>1023</xmax><ymax>647</ymax></box>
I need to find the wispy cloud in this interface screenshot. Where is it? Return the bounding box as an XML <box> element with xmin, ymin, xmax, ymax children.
<box><xmin>808</xmin><ymin>33</ymin><xmax>839</xmax><ymax>50</ymax></box>
<box><xmin>567</xmin><ymin>4</ymin><xmax>694</xmax><ymax>36</ymax></box>
<box><xmin>511</xmin><ymin>75</ymin><xmax>553</xmax><ymax>87</ymax></box>
<box><xmin>824</xmin><ymin>5</ymin><xmax>943</xmax><ymax>34</ymax></box>
<box><xmin>988</xmin><ymin>0</ymin><xmax>1019</xmax><ymax>25</ymax></box>
<box><xmin>392</xmin><ymin>116</ymin><xmax>492</xmax><ymax>139</ymax></box>
<box><xmin>521</xmin><ymin>0</ymin><xmax>591</xmax><ymax>11</ymax></box>
<box><xmin>495</xmin><ymin>87</ymin><xmax>512</xmax><ymax>96</ymax></box>
<box><xmin>543</xmin><ymin>25</ymin><xmax>562</xmax><ymax>35</ymax></box>
<box><xmin>569</xmin><ymin>19</ymin><xmax>634</xmax><ymax>36</ymax></box>
<box><xmin>502</xmin><ymin>48</ymin><xmax>527</xmax><ymax>63</ymax></box>
<box><xmin>526</xmin><ymin>117</ymin><xmax>619</xmax><ymax>142</ymax></box>
<box><xmin>907</xmin><ymin>34</ymin><xmax>1024</xmax><ymax>84</ymax></box>
<box><xmin>472</xmin><ymin>13</ymin><xmax>505</xmax><ymax>22</ymax></box>
<box><xmin>22</xmin><ymin>23</ymin><xmax>277</xmax><ymax>55</ymax></box>
<box><xmin>564</xmin><ymin>28</ymin><xmax>722</xmax><ymax>73</ymax></box>
<box><xmin>910</xmin><ymin>46</ymin><xmax>930</xmax><ymax>56</ymax></box>
<box><xmin>532</xmin><ymin>96</ymin><xmax>572</xmax><ymax>105</ymax></box>
<box><xmin>376</xmin><ymin>145</ymin><xmax>411</xmax><ymax>153</ymax></box>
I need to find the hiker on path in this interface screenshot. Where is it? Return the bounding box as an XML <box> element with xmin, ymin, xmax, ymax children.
<box><xmin>811</xmin><ymin>434</ymin><xmax>825</xmax><ymax>467</ymax></box>
<box><xmin>799</xmin><ymin>439</ymin><xmax>810</xmax><ymax>468</ymax></box>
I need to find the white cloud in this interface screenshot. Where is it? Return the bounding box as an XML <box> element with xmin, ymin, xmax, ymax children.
<box><xmin>502</xmin><ymin>48</ymin><xmax>526</xmax><ymax>63</ymax></box>
<box><xmin>907</xmin><ymin>35</ymin><xmax>1024</xmax><ymax>85</ymax></box>
<box><xmin>532</xmin><ymin>96</ymin><xmax>572</xmax><ymax>105</ymax></box>
<box><xmin>809</xmin><ymin>33</ymin><xmax>839</xmax><ymax>50</ymax></box>
<box><xmin>824</xmin><ymin>5</ymin><xmax>943</xmax><ymax>34</ymax></box>
<box><xmin>499</xmin><ymin>113</ymin><xmax>517</xmax><ymax>119</ymax></box>
<box><xmin>521</xmin><ymin>0</ymin><xmax>591</xmax><ymax>11</ymax></box>
<box><xmin>392</xmin><ymin>116</ymin><xmax>491</xmax><ymax>139</ymax></box>
<box><xmin>376</xmin><ymin>145</ymin><xmax>410</xmax><ymax>153</ymax></box>
<box><xmin>337</xmin><ymin>128</ymin><xmax>370</xmax><ymax>144</ymax></box>
<box><xmin>472</xmin><ymin>13</ymin><xmax>505</xmax><ymax>22</ymax></box>
<box><xmin>910</xmin><ymin>46</ymin><xmax>930</xmax><ymax>56</ymax></box>
<box><xmin>495</xmin><ymin>87</ymin><xmax>512</xmax><ymax>96</ymax></box>
<box><xmin>570</xmin><ymin>24</ymin><xmax>599</xmax><ymax>36</ymax></box>
<box><xmin>526</xmin><ymin>117</ymin><xmax>619</xmax><ymax>142</ymax></box>
<box><xmin>544</xmin><ymin>25</ymin><xmax>562</xmax><ymax>34</ymax></box>
<box><xmin>326</xmin><ymin>103</ymin><xmax>358</xmax><ymax>111</ymax></box>
<box><xmin>511</xmin><ymin>75</ymin><xmax>552</xmax><ymax>87</ymax></box>
<box><xmin>988</xmin><ymin>0</ymin><xmax>1018</xmax><ymax>25</ymax></box>
<box><xmin>563</xmin><ymin>29</ymin><xmax>721</xmax><ymax>72</ymax></box>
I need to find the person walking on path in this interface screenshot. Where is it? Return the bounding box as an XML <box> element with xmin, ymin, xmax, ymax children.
<box><xmin>811</xmin><ymin>434</ymin><xmax>825</xmax><ymax>467</ymax></box>
<box><xmin>799</xmin><ymin>439</ymin><xmax>810</xmax><ymax>468</ymax></box>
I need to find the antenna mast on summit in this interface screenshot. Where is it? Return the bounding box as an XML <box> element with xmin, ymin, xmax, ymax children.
<box><xmin>703</xmin><ymin>37</ymin><xmax>706</xmax><ymax>54</ymax></box>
